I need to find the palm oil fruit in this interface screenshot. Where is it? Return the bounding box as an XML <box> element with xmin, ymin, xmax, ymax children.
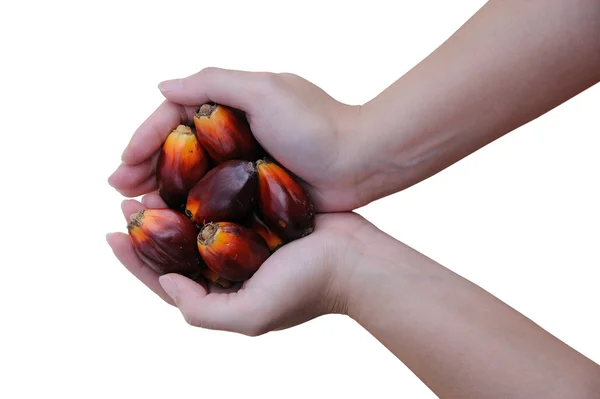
<box><xmin>186</xmin><ymin>160</ymin><xmax>258</xmax><ymax>226</ymax></box>
<box><xmin>127</xmin><ymin>208</ymin><xmax>202</xmax><ymax>276</ymax></box>
<box><xmin>249</xmin><ymin>211</ymin><xmax>284</xmax><ymax>252</ymax></box>
<box><xmin>198</xmin><ymin>265</ymin><xmax>233</xmax><ymax>288</ymax></box>
<box><xmin>256</xmin><ymin>159</ymin><xmax>315</xmax><ymax>241</ymax></box>
<box><xmin>197</xmin><ymin>222</ymin><xmax>270</xmax><ymax>282</ymax></box>
<box><xmin>156</xmin><ymin>125</ymin><xmax>209</xmax><ymax>210</ymax></box>
<box><xmin>193</xmin><ymin>102</ymin><xmax>261</xmax><ymax>163</ymax></box>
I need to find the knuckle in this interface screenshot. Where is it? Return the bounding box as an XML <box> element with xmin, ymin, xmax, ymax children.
<box><xmin>278</xmin><ymin>72</ymin><xmax>298</xmax><ymax>80</ymax></box>
<box><xmin>254</xmin><ymin>72</ymin><xmax>280</xmax><ymax>93</ymax></box>
<box><xmin>199</xmin><ymin>66</ymin><xmax>218</xmax><ymax>78</ymax></box>
<box><xmin>192</xmin><ymin>67</ymin><xmax>221</xmax><ymax>89</ymax></box>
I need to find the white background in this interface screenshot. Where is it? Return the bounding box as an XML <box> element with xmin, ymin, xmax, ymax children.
<box><xmin>1</xmin><ymin>1</ymin><xmax>599</xmax><ymax>398</ymax></box>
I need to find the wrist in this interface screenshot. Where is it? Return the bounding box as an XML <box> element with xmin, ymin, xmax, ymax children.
<box><xmin>335</xmin><ymin>100</ymin><xmax>417</xmax><ymax>207</ymax></box>
<box><xmin>339</xmin><ymin>223</ymin><xmax>440</xmax><ymax>327</ymax></box>
<box><xmin>331</xmin><ymin>103</ymin><xmax>389</xmax><ymax>207</ymax></box>
<box><xmin>327</xmin><ymin>217</ymin><xmax>411</xmax><ymax>321</ymax></box>
<box><xmin>343</xmin><ymin>238</ymin><xmax>403</xmax><ymax>324</ymax></box>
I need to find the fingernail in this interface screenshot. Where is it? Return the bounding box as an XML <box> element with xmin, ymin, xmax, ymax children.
<box><xmin>158</xmin><ymin>79</ymin><xmax>183</xmax><ymax>92</ymax></box>
<box><xmin>159</xmin><ymin>275</ymin><xmax>179</xmax><ymax>300</ymax></box>
<box><xmin>106</xmin><ymin>232</ymin><xmax>116</xmax><ymax>243</ymax></box>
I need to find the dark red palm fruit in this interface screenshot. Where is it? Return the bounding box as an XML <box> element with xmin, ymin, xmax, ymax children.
<box><xmin>127</xmin><ymin>208</ymin><xmax>202</xmax><ymax>275</ymax></box>
<box><xmin>197</xmin><ymin>222</ymin><xmax>270</xmax><ymax>282</ymax></box>
<box><xmin>185</xmin><ymin>160</ymin><xmax>258</xmax><ymax>226</ymax></box>
<box><xmin>249</xmin><ymin>211</ymin><xmax>284</xmax><ymax>252</ymax></box>
<box><xmin>193</xmin><ymin>103</ymin><xmax>262</xmax><ymax>163</ymax></box>
<box><xmin>156</xmin><ymin>125</ymin><xmax>210</xmax><ymax>210</ymax></box>
<box><xmin>256</xmin><ymin>159</ymin><xmax>315</xmax><ymax>241</ymax></box>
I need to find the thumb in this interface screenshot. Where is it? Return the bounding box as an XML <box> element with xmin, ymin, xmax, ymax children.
<box><xmin>158</xmin><ymin>273</ymin><xmax>274</xmax><ymax>336</ymax></box>
<box><xmin>157</xmin><ymin>67</ymin><xmax>270</xmax><ymax>112</ymax></box>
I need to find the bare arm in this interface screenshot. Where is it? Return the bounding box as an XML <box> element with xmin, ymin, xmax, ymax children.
<box><xmin>343</xmin><ymin>224</ymin><xmax>600</xmax><ymax>398</ymax></box>
<box><xmin>342</xmin><ymin>5</ymin><xmax>600</xmax><ymax>394</ymax></box>
<box><xmin>354</xmin><ymin>0</ymin><xmax>600</xmax><ymax>203</ymax></box>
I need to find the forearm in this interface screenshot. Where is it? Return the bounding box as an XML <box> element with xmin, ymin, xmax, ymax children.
<box><xmin>355</xmin><ymin>0</ymin><xmax>600</xmax><ymax>202</ymax></box>
<box><xmin>345</xmin><ymin>230</ymin><xmax>600</xmax><ymax>398</ymax></box>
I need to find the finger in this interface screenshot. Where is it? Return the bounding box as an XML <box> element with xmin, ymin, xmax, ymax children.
<box><xmin>108</xmin><ymin>153</ymin><xmax>158</xmax><ymax>191</ymax></box>
<box><xmin>141</xmin><ymin>192</ymin><xmax>168</xmax><ymax>209</ymax></box>
<box><xmin>118</xmin><ymin>176</ymin><xmax>158</xmax><ymax>198</ymax></box>
<box><xmin>107</xmin><ymin>232</ymin><xmax>175</xmax><ymax>306</ymax></box>
<box><xmin>158</xmin><ymin>274</ymin><xmax>274</xmax><ymax>336</ymax></box>
<box><xmin>121</xmin><ymin>100</ymin><xmax>197</xmax><ymax>165</ymax></box>
<box><xmin>121</xmin><ymin>199</ymin><xmax>145</xmax><ymax>220</ymax></box>
<box><xmin>158</xmin><ymin>67</ymin><xmax>269</xmax><ymax>113</ymax></box>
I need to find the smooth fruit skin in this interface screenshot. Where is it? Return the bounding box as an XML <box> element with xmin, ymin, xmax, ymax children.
<box><xmin>256</xmin><ymin>159</ymin><xmax>315</xmax><ymax>241</ymax></box>
<box><xmin>186</xmin><ymin>160</ymin><xmax>258</xmax><ymax>226</ymax></box>
<box><xmin>249</xmin><ymin>212</ymin><xmax>284</xmax><ymax>252</ymax></box>
<box><xmin>127</xmin><ymin>208</ymin><xmax>201</xmax><ymax>276</ymax></box>
<box><xmin>193</xmin><ymin>103</ymin><xmax>261</xmax><ymax>163</ymax></box>
<box><xmin>156</xmin><ymin>125</ymin><xmax>210</xmax><ymax>210</ymax></box>
<box><xmin>197</xmin><ymin>222</ymin><xmax>270</xmax><ymax>282</ymax></box>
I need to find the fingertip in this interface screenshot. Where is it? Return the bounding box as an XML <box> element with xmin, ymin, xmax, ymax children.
<box><xmin>121</xmin><ymin>142</ymin><xmax>146</xmax><ymax>166</ymax></box>
<box><xmin>160</xmin><ymin>273</ymin><xmax>208</xmax><ymax>306</ymax></box>
<box><xmin>120</xmin><ymin>143</ymin><xmax>136</xmax><ymax>164</ymax></box>
<box><xmin>106</xmin><ymin>232</ymin><xmax>131</xmax><ymax>254</ymax></box>
<box><xmin>165</xmin><ymin>273</ymin><xmax>207</xmax><ymax>295</ymax></box>
<box><xmin>157</xmin><ymin>68</ymin><xmax>257</xmax><ymax>110</ymax></box>
<box><xmin>141</xmin><ymin>192</ymin><xmax>168</xmax><ymax>208</ymax></box>
<box><xmin>121</xmin><ymin>100</ymin><xmax>184</xmax><ymax>165</ymax></box>
<box><xmin>108</xmin><ymin>172</ymin><xmax>117</xmax><ymax>187</ymax></box>
<box><xmin>121</xmin><ymin>124</ymin><xmax>157</xmax><ymax>166</ymax></box>
<box><xmin>107</xmin><ymin>162</ymin><xmax>126</xmax><ymax>187</ymax></box>
<box><xmin>158</xmin><ymin>274</ymin><xmax>179</xmax><ymax>303</ymax></box>
<box><xmin>121</xmin><ymin>135</ymin><xmax>147</xmax><ymax>165</ymax></box>
<box><xmin>116</xmin><ymin>177</ymin><xmax>158</xmax><ymax>199</ymax></box>
<box><xmin>106</xmin><ymin>232</ymin><xmax>122</xmax><ymax>246</ymax></box>
<box><xmin>158</xmin><ymin>79</ymin><xmax>183</xmax><ymax>93</ymax></box>
<box><xmin>121</xmin><ymin>199</ymin><xmax>145</xmax><ymax>220</ymax></box>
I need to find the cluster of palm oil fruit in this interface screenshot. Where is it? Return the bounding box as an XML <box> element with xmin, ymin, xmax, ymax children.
<box><xmin>127</xmin><ymin>103</ymin><xmax>315</xmax><ymax>288</ymax></box>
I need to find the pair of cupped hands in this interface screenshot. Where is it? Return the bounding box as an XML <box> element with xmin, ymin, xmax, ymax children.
<box><xmin>108</xmin><ymin>68</ymin><xmax>386</xmax><ymax>336</ymax></box>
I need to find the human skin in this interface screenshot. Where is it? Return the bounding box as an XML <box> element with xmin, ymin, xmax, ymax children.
<box><xmin>108</xmin><ymin>192</ymin><xmax>600</xmax><ymax>398</ymax></box>
<box><xmin>109</xmin><ymin>0</ymin><xmax>600</xmax><ymax>213</ymax></box>
<box><xmin>107</xmin><ymin>0</ymin><xmax>600</xmax><ymax>397</ymax></box>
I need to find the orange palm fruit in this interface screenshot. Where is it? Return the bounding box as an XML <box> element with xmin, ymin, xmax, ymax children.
<box><xmin>197</xmin><ymin>222</ymin><xmax>270</xmax><ymax>282</ymax></box>
<box><xmin>197</xmin><ymin>266</ymin><xmax>232</xmax><ymax>288</ymax></box>
<box><xmin>193</xmin><ymin>103</ymin><xmax>261</xmax><ymax>163</ymax></box>
<box><xmin>127</xmin><ymin>208</ymin><xmax>202</xmax><ymax>276</ymax></box>
<box><xmin>249</xmin><ymin>211</ymin><xmax>284</xmax><ymax>252</ymax></box>
<box><xmin>156</xmin><ymin>125</ymin><xmax>209</xmax><ymax>210</ymax></box>
<box><xmin>186</xmin><ymin>160</ymin><xmax>258</xmax><ymax>226</ymax></box>
<box><xmin>256</xmin><ymin>159</ymin><xmax>315</xmax><ymax>241</ymax></box>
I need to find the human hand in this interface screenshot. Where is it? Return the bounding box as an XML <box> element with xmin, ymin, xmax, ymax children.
<box><xmin>107</xmin><ymin>192</ymin><xmax>370</xmax><ymax>335</ymax></box>
<box><xmin>108</xmin><ymin>67</ymin><xmax>375</xmax><ymax>212</ymax></box>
